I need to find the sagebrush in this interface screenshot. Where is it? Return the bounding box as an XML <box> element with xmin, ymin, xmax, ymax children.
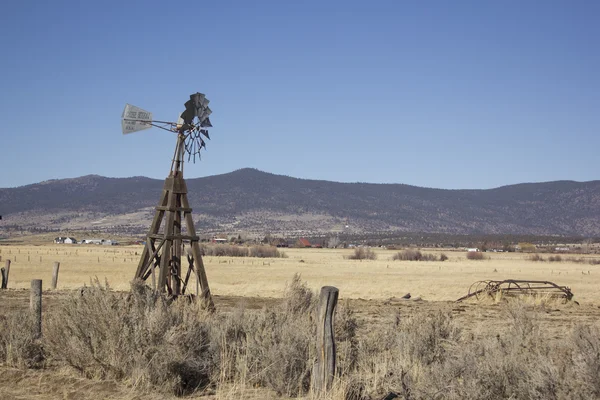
<box><xmin>4</xmin><ymin>278</ymin><xmax>600</xmax><ymax>399</ymax></box>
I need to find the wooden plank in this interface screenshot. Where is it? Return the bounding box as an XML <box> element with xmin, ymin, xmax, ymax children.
<box><xmin>1</xmin><ymin>260</ymin><xmax>10</xmax><ymax>289</ymax></box>
<box><xmin>172</xmin><ymin>193</ymin><xmax>182</xmax><ymax>296</ymax></box>
<box><xmin>147</xmin><ymin>234</ymin><xmax>199</xmax><ymax>241</ymax></box>
<box><xmin>172</xmin><ymin>175</ymin><xmax>188</xmax><ymax>194</ymax></box>
<box><xmin>312</xmin><ymin>286</ymin><xmax>339</xmax><ymax>393</ymax></box>
<box><xmin>141</xmin><ymin>240</ymin><xmax>167</xmax><ymax>281</ymax></box>
<box><xmin>155</xmin><ymin>206</ymin><xmax>192</xmax><ymax>213</ymax></box>
<box><xmin>30</xmin><ymin>279</ymin><xmax>42</xmax><ymax>339</ymax></box>
<box><xmin>51</xmin><ymin>262</ymin><xmax>60</xmax><ymax>289</ymax></box>
<box><xmin>135</xmin><ymin>188</ymin><xmax>168</xmax><ymax>278</ymax></box>
<box><xmin>180</xmin><ymin>194</ymin><xmax>214</xmax><ymax>309</ymax></box>
<box><xmin>158</xmin><ymin>187</ymin><xmax>176</xmax><ymax>292</ymax></box>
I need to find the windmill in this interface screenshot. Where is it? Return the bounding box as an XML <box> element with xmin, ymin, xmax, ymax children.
<box><xmin>121</xmin><ymin>93</ymin><xmax>214</xmax><ymax>309</ymax></box>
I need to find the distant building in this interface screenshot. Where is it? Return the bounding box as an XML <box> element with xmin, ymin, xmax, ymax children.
<box><xmin>54</xmin><ymin>237</ymin><xmax>77</xmax><ymax>244</ymax></box>
<box><xmin>296</xmin><ymin>238</ymin><xmax>311</xmax><ymax>248</ymax></box>
<box><xmin>272</xmin><ymin>238</ymin><xmax>289</xmax><ymax>248</ymax></box>
<box><xmin>466</xmin><ymin>248</ymin><xmax>479</xmax><ymax>252</ymax></box>
<box><xmin>103</xmin><ymin>240</ymin><xmax>119</xmax><ymax>246</ymax></box>
<box><xmin>211</xmin><ymin>235</ymin><xmax>228</xmax><ymax>244</ymax></box>
<box><xmin>81</xmin><ymin>239</ymin><xmax>104</xmax><ymax>245</ymax></box>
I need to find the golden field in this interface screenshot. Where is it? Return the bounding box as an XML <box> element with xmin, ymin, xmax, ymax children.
<box><xmin>1</xmin><ymin>244</ymin><xmax>599</xmax><ymax>303</ymax></box>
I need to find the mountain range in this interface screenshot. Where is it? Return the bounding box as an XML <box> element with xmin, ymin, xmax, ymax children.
<box><xmin>0</xmin><ymin>168</ymin><xmax>599</xmax><ymax>237</ymax></box>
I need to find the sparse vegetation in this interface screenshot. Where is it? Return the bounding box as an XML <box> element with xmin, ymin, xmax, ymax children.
<box><xmin>392</xmin><ymin>249</ymin><xmax>441</xmax><ymax>261</ymax></box>
<box><xmin>527</xmin><ymin>254</ymin><xmax>600</xmax><ymax>264</ymax></box>
<box><xmin>4</xmin><ymin>276</ymin><xmax>600</xmax><ymax>399</ymax></box>
<box><xmin>347</xmin><ymin>247</ymin><xmax>377</xmax><ymax>260</ymax></box>
<box><xmin>466</xmin><ymin>251</ymin><xmax>486</xmax><ymax>260</ymax></box>
<box><xmin>528</xmin><ymin>253</ymin><xmax>545</xmax><ymax>262</ymax></box>
<box><xmin>199</xmin><ymin>244</ymin><xmax>286</xmax><ymax>258</ymax></box>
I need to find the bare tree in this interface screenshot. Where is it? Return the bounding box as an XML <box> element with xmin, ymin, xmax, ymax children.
<box><xmin>327</xmin><ymin>236</ymin><xmax>340</xmax><ymax>249</ymax></box>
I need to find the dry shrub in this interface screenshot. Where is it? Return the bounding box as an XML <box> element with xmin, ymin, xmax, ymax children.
<box><xmin>564</xmin><ymin>256</ymin><xmax>600</xmax><ymax>265</ymax></box>
<box><xmin>283</xmin><ymin>273</ymin><xmax>316</xmax><ymax>315</ymax></box>
<box><xmin>352</xmin><ymin>307</ymin><xmax>461</xmax><ymax>397</ymax></box>
<box><xmin>201</xmin><ymin>244</ymin><xmax>249</xmax><ymax>257</ymax></box>
<box><xmin>43</xmin><ymin>280</ymin><xmax>216</xmax><ymax>395</ymax></box>
<box><xmin>344</xmin><ymin>300</ymin><xmax>600</xmax><ymax>400</ymax></box>
<box><xmin>335</xmin><ymin>300</ymin><xmax>359</xmax><ymax>375</ymax></box>
<box><xmin>0</xmin><ymin>313</ymin><xmax>44</xmax><ymax>368</ymax></box>
<box><xmin>570</xmin><ymin>324</ymin><xmax>600</xmax><ymax>397</ymax></box>
<box><xmin>200</xmin><ymin>244</ymin><xmax>286</xmax><ymax>258</ymax></box>
<box><xmin>466</xmin><ymin>251</ymin><xmax>485</xmax><ymax>260</ymax></box>
<box><xmin>249</xmin><ymin>245</ymin><xmax>287</xmax><ymax>258</ymax></box>
<box><xmin>392</xmin><ymin>250</ymin><xmax>438</xmax><ymax>261</ymax></box>
<box><xmin>213</xmin><ymin>274</ymin><xmax>316</xmax><ymax>397</ymax></box>
<box><xmin>439</xmin><ymin>253</ymin><xmax>448</xmax><ymax>262</ymax></box>
<box><xmin>528</xmin><ymin>253</ymin><xmax>545</xmax><ymax>262</ymax></box>
<box><xmin>347</xmin><ymin>248</ymin><xmax>377</xmax><ymax>260</ymax></box>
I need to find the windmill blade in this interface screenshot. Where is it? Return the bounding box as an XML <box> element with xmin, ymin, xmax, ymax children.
<box><xmin>200</xmin><ymin>129</ymin><xmax>210</xmax><ymax>140</ymax></box>
<box><xmin>200</xmin><ymin>117</ymin><xmax>212</xmax><ymax>128</ymax></box>
<box><xmin>181</xmin><ymin>92</ymin><xmax>212</xmax><ymax>125</ymax></box>
<box><xmin>121</xmin><ymin>104</ymin><xmax>153</xmax><ymax>134</ymax></box>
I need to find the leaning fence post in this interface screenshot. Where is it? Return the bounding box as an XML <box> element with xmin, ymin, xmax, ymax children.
<box><xmin>1</xmin><ymin>260</ymin><xmax>11</xmax><ymax>289</ymax></box>
<box><xmin>312</xmin><ymin>286</ymin><xmax>339</xmax><ymax>393</ymax></box>
<box><xmin>30</xmin><ymin>279</ymin><xmax>42</xmax><ymax>339</ymax></box>
<box><xmin>51</xmin><ymin>262</ymin><xmax>60</xmax><ymax>289</ymax></box>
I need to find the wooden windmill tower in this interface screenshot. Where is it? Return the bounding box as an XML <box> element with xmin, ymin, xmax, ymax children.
<box><xmin>121</xmin><ymin>93</ymin><xmax>214</xmax><ymax>309</ymax></box>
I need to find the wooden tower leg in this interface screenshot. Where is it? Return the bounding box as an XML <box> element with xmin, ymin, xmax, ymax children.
<box><xmin>135</xmin><ymin>188</ymin><xmax>168</xmax><ymax>280</ymax></box>
<box><xmin>181</xmin><ymin>194</ymin><xmax>214</xmax><ymax>310</ymax></box>
<box><xmin>134</xmin><ymin>168</ymin><xmax>214</xmax><ymax>309</ymax></box>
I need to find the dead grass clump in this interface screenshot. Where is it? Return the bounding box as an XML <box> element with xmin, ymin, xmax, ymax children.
<box><xmin>528</xmin><ymin>253</ymin><xmax>546</xmax><ymax>262</ymax></box>
<box><xmin>199</xmin><ymin>244</ymin><xmax>286</xmax><ymax>258</ymax></box>
<box><xmin>213</xmin><ymin>274</ymin><xmax>316</xmax><ymax>397</ymax></box>
<box><xmin>466</xmin><ymin>251</ymin><xmax>486</xmax><ymax>260</ymax></box>
<box><xmin>392</xmin><ymin>249</ymin><xmax>438</xmax><ymax>261</ymax></box>
<box><xmin>347</xmin><ymin>247</ymin><xmax>377</xmax><ymax>260</ymax></box>
<box><xmin>548</xmin><ymin>255</ymin><xmax>562</xmax><ymax>262</ymax></box>
<box><xmin>200</xmin><ymin>244</ymin><xmax>249</xmax><ymax>257</ymax></box>
<box><xmin>392</xmin><ymin>249</ymin><xmax>422</xmax><ymax>261</ymax></box>
<box><xmin>570</xmin><ymin>324</ymin><xmax>600</xmax><ymax>397</ymax></box>
<box><xmin>249</xmin><ymin>245</ymin><xmax>287</xmax><ymax>258</ymax></box>
<box><xmin>439</xmin><ymin>253</ymin><xmax>448</xmax><ymax>262</ymax></box>
<box><xmin>0</xmin><ymin>313</ymin><xmax>44</xmax><ymax>369</ymax></box>
<box><xmin>43</xmin><ymin>279</ymin><xmax>216</xmax><ymax>395</ymax></box>
<box><xmin>564</xmin><ymin>257</ymin><xmax>600</xmax><ymax>265</ymax></box>
<box><xmin>283</xmin><ymin>273</ymin><xmax>316</xmax><ymax>315</ymax></box>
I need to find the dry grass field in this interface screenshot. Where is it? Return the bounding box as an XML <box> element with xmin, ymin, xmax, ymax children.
<box><xmin>1</xmin><ymin>245</ymin><xmax>600</xmax><ymax>302</ymax></box>
<box><xmin>3</xmin><ymin>243</ymin><xmax>600</xmax><ymax>400</ymax></box>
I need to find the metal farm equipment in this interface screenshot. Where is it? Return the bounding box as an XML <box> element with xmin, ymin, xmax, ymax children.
<box><xmin>456</xmin><ymin>279</ymin><xmax>574</xmax><ymax>302</ymax></box>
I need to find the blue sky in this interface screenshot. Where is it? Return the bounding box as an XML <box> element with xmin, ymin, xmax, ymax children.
<box><xmin>0</xmin><ymin>1</ymin><xmax>598</xmax><ymax>189</ymax></box>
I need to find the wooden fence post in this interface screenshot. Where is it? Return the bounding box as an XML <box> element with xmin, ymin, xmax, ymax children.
<box><xmin>1</xmin><ymin>260</ymin><xmax>11</xmax><ymax>289</ymax></box>
<box><xmin>51</xmin><ymin>262</ymin><xmax>60</xmax><ymax>289</ymax></box>
<box><xmin>312</xmin><ymin>286</ymin><xmax>339</xmax><ymax>393</ymax></box>
<box><xmin>30</xmin><ymin>279</ymin><xmax>42</xmax><ymax>339</ymax></box>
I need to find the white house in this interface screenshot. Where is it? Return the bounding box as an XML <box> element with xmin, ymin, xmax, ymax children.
<box><xmin>54</xmin><ymin>237</ymin><xmax>78</xmax><ymax>244</ymax></box>
<box><xmin>81</xmin><ymin>239</ymin><xmax>104</xmax><ymax>245</ymax></box>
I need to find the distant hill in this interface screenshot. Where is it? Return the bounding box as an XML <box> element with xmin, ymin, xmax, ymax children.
<box><xmin>1</xmin><ymin>168</ymin><xmax>599</xmax><ymax>236</ymax></box>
